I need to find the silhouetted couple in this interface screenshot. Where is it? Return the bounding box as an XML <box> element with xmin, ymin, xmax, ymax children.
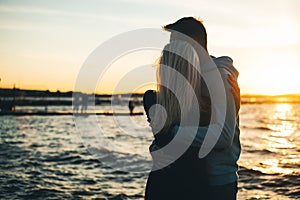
<box><xmin>73</xmin><ymin>93</ymin><xmax>88</xmax><ymax>113</ymax></box>
<box><xmin>143</xmin><ymin>17</ymin><xmax>241</xmax><ymax>200</ymax></box>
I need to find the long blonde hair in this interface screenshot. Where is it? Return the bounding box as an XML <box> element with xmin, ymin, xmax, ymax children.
<box><xmin>150</xmin><ymin>41</ymin><xmax>204</xmax><ymax>134</ymax></box>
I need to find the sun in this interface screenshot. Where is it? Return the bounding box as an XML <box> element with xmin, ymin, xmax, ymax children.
<box><xmin>262</xmin><ymin>70</ymin><xmax>299</xmax><ymax>95</ymax></box>
<box><xmin>246</xmin><ymin>66</ymin><xmax>300</xmax><ymax>95</ymax></box>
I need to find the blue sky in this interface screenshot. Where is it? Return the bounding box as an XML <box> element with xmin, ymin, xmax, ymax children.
<box><xmin>0</xmin><ymin>0</ymin><xmax>299</xmax><ymax>94</ymax></box>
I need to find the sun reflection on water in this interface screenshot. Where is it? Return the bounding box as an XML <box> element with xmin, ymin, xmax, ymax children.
<box><xmin>253</xmin><ymin>158</ymin><xmax>295</xmax><ymax>175</ymax></box>
<box><xmin>271</xmin><ymin>104</ymin><xmax>295</xmax><ymax>120</ymax></box>
<box><xmin>250</xmin><ymin>103</ymin><xmax>300</xmax><ymax>175</ymax></box>
<box><xmin>267</xmin><ymin>104</ymin><xmax>297</xmax><ymax>137</ymax></box>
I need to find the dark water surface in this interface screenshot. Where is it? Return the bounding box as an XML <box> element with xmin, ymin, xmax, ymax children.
<box><xmin>1</xmin><ymin>104</ymin><xmax>300</xmax><ymax>199</ymax></box>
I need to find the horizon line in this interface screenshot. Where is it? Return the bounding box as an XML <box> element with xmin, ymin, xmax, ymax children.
<box><xmin>1</xmin><ymin>87</ymin><xmax>300</xmax><ymax>97</ymax></box>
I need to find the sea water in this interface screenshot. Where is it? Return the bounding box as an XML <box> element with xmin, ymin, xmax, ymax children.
<box><xmin>0</xmin><ymin>104</ymin><xmax>299</xmax><ymax>199</ymax></box>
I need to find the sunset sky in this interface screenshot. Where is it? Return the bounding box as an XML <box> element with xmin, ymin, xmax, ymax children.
<box><xmin>0</xmin><ymin>0</ymin><xmax>299</xmax><ymax>95</ymax></box>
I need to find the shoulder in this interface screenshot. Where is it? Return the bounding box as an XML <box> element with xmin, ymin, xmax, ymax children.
<box><xmin>213</xmin><ymin>56</ymin><xmax>239</xmax><ymax>78</ymax></box>
<box><xmin>213</xmin><ymin>56</ymin><xmax>233</xmax><ymax>63</ymax></box>
<box><xmin>143</xmin><ymin>89</ymin><xmax>156</xmax><ymax>97</ymax></box>
<box><xmin>143</xmin><ymin>90</ymin><xmax>156</xmax><ymax>102</ymax></box>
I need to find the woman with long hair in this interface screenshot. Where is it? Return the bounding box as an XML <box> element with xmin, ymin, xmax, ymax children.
<box><xmin>143</xmin><ymin>40</ymin><xmax>211</xmax><ymax>199</ymax></box>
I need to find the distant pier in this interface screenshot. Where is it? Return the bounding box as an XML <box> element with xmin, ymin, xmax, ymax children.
<box><xmin>0</xmin><ymin>111</ymin><xmax>144</xmax><ymax>116</ymax></box>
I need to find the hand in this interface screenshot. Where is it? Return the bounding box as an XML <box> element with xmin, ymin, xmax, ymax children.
<box><xmin>149</xmin><ymin>143</ymin><xmax>173</xmax><ymax>170</ymax></box>
<box><xmin>227</xmin><ymin>74</ymin><xmax>240</xmax><ymax>115</ymax></box>
<box><xmin>149</xmin><ymin>143</ymin><xmax>160</xmax><ymax>152</ymax></box>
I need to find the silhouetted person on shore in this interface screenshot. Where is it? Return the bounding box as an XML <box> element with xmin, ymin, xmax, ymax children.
<box><xmin>73</xmin><ymin>93</ymin><xmax>80</xmax><ymax>113</ymax></box>
<box><xmin>128</xmin><ymin>99</ymin><xmax>135</xmax><ymax>115</ymax></box>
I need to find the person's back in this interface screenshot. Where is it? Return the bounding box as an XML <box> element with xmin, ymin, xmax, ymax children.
<box><xmin>207</xmin><ymin>56</ymin><xmax>241</xmax><ymax>187</ymax></box>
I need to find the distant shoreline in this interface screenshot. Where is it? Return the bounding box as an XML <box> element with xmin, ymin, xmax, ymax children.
<box><xmin>1</xmin><ymin>88</ymin><xmax>300</xmax><ymax>107</ymax></box>
<box><xmin>1</xmin><ymin>87</ymin><xmax>300</xmax><ymax>98</ymax></box>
